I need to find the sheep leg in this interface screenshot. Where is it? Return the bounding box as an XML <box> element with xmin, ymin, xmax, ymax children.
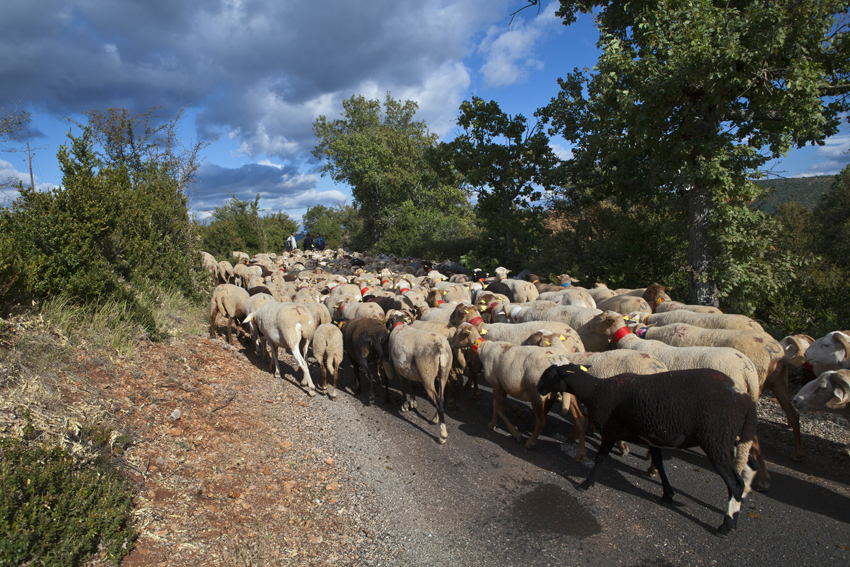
<box><xmin>330</xmin><ymin>359</ymin><xmax>340</xmax><ymax>401</ymax></box>
<box><xmin>562</xmin><ymin>395</ymin><xmax>587</xmax><ymax>462</ymax></box>
<box><xmin>298</xmin><ymin>339</ymin><xmax>311</xmax><ymax>385</ymax></box>
<box><xmin>209</xmin><ymin>305</ymin><xmax>219</xmax><ymax>339</ymax></box>
<box><xmin>764</xmin><ymin>374</ymin><xmax>804</xmax><ymax>462</ymax></box>
<box><xmin>319</xmin><ymin>362</ymin><xmax>328</xmax><ymax>393</ymax></box>
<box><xmin>525</xmin><ymin>396</ymin><xmax>547</xmax><ymax>449</ymax></box>
<box><xmin>580</xmin><ymin>437</ymin><xmax>616</xmax><ymax>491</ymax></box>
<box><xmin>350</xmin><ymin>358</ymin><xmax>363</xmax><ymax>393</ymax></box>
<box><xmin>710</xmin><ymin>459</ymin><xmax>748</xmax><ymax>538</ymax></box>
<box><xmin>491</xmin><ymin>388</ymin><xmax>522</xmax><ymax>443</ymax></box>
<box><xmin>226</xmin><ymin>316</ymin><xmax>234</xmax><ymax>345</ymax></box>
<box><xmin>270</xmin><ymin>344</ymin><xmax>282</xmax><ymax>378</ymax></box>
<box><xmin>290</xmin><ymin>345</ymin><xmax>316</xmax><ymax>397</ymax></box>
<box><xmin>750</xmin><ymin>436</ymin><xmax>771</xmax><ymax>491</ymax></box>
<box><xmin>422</xmin><ymin>378</ymin><xmax>448</xmax><ymax>444</ymax></box>
<box><xmin>648</xmin><ymin>447</ymin><xmax>675</xmax><ymax>506</ymax></box>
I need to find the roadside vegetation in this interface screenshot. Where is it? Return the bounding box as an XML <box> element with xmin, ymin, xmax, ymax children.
<box><xmin>1</xmin><ymin>1</ymin><xmax>850</xmax><ymax>564</ymax></box>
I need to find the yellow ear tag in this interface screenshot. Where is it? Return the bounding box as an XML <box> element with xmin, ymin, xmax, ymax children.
<box><xmin>559</xmin><ymin>335</ymin><xmax>566</xmax><ymax>341</ymax></box>
<box><xmin>580</xmin><ymin>365</ymin><xmax>588</xmax><ymax>371</ymax></box>
<box><xmin>624</xmin><ymin>316</ymin><xmax>631</xmax><ymax>321</ymax></box>
<box><xmin>479</xmin><ymin>306</ymin><xmax>486</xmax><ymax>311</ymax></box>
<box><xmin>480</xmin><ymin>329</ymin><xmax>487</xmax><ymax>335</ymax></box>
<box><xmin>544</xmin><ymin>341</ymin><xmax>551</xmax><ymax>346</ymax></box>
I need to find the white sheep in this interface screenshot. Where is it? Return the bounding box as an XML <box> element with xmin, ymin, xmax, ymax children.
<box><xmin>803</xmin><ymin>331</ymin><xmax>850</xmax><ymax>373</ymax></box>
<box><xmin>450</xmin><ymin>325</ymin><xmax>569</xmax><ymax>450</ymax></box>
<box><xmin>311</xmin><ymin>323</ymin><xmax>345</xmax><ymax>400</ymax></box>
<box><xmin>244</xmin><ymin>302</ymin><xmax>319</xmax><ymax>397</ymax></box>
<box><xmin>792</xmin><ymin>369</ymin><xmax>850</xmax><ymax>457</ymax></box>
<box><xmin>383</xmin><ymin>311</ymin><xmax>452</xmax><ymax>444</ymax></box>
<box><xmin>637</xmin><ymin>310</ymin><xmax>764</xmax><ymax>331</ymax></box>
<box><xmin>209</xmin><ymin>284</ymin><xmax>250</xmax><ymax>344</ymax></box>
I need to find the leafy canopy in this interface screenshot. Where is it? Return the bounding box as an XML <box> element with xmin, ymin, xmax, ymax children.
<box><xmin>312</xmin><ymin>92</ymin><xmax>472</xmax><ymax>253</ymax></box>
<box><xmin>440</xmin><ymin>97</ymin><xmax>559</xmax><ymax>268</ymax></box>
<box><xmin>539</xmin><ymin>0</ymin><xmax>850</xmax><ymax>307</ymax></box>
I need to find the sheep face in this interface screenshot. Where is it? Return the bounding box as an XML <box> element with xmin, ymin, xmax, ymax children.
<box><xmin>792</xmin><ymin>370</ymin><xmax>850</xmax><ymax>414</ymax></box>
<box><xmin>804</xmin><ymin>332</ymin><xmax>850</xmax><ymax>367</ymax></box>
<box><xmin>537</xmin><ymin>363</ymin><xmax>590</xmax><ymax>396</ymax></box>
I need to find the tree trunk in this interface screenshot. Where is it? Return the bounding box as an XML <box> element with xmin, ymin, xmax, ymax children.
<box><xmin>687</xmin><ymin>181</ymin><xmax>719</xmax><ymax>306</ymax></box>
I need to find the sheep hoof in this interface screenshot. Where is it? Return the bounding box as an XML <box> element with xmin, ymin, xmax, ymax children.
<box><xmin>578</xmin><ymin>480</ymin><xmax>593</xmax><ymax>491</ymax></box>
<box><xmin>472</xmin><ymin>391</ymin><xmax>480</xmax><ymax>400</ymax></box>
<box><xmin>756</xmin><ymin>480</ymin><xmax>770</xmax><ymax>492</ymax></box>
<box><xmin>789</xmin><ymin>451</ymin><xmax>804</xmax><ymax>462</ymax></box>
<box><xmin>330</xmin><ymin>394</ymin><xmax>337</xmax><ymax>401</ymax></box>
<box><xmin>307</xmin><ymin>389</ymin><xmax>317</xmax><ymax>397</ymax></box>
<box><xmin>574</xmin><ymin>452</ymin><xmax>586</xmax><ymax>463</ymax></box>
<box><xmin>524</xmin><ymin>440</ymin><xmax>536</xmax><ymax>450</ymax></box>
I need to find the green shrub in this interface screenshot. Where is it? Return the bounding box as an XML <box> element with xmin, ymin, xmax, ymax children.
<box><xmin>0</xmin><ymin>437</ymin><xmax>136</xmax><ymax>566</ymax></box>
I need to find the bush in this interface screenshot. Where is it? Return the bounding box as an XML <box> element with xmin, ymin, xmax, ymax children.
<box><xmin>0</xmin><ymin>116</ymin><xmax>205</xmax><ymax>335</ymax></box>
<box><xmin>0</xmin><ymin>437</ymin><xmax>136</xmax><ymax>566</ymax></box>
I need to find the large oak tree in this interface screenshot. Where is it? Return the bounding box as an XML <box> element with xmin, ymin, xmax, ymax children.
<box><xmin>538</xmin><ymin>0</ymin><xmax>850</xmax><ymax>305</ymax></box>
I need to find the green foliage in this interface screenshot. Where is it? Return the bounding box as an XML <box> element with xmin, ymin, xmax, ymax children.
<box><xmin>542</xmin><ymin>0</ymin><xmax>850</xmax><ymax>305</ymax></box>
<box><xmin>0</xmin><ymin>437</ymin><xmax>136</xmax><ymax>566</ymax></box>
<box><xmin>812</xmin><ymin>167</ymin><xmax>850</xmax><ymax>265</ymax></box>
<box><xmin>542</xmin><ymin>196</ymin><xmax>690</xmax><ymax>294</ymax></box>
<box><xmin>312</xmin><ymin>92</ymin><xmax>472</xmax><ymax>255</ymax></box>
<box><xmin>301</xmin><ymin>204</ymin><xmax>345</xmax><ymax>248</ymax></box>
<box><xmin>441</xmin><ymin>97</ymin><xmax>559</xmax><ymax>268</ymax></box>
<box><xmin>754</xmin><ymin>176</ymin><xmax>836</xmax><ymax>213</ymax></box>
<box><xmin>0</xmin><ymin>108</ymin><xmax>205</xmax><ymax>336</ymax></box>
<box><xmin>198</xmin><ymin>194</ymin><xmax>298</xmax><ymax>258</ymax></box>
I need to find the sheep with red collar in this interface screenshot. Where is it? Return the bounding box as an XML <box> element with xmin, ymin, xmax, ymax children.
<box><xmin>537</xmin><ymin>362</ymin><xmax>759</xmax><ymax>537</ymax></box>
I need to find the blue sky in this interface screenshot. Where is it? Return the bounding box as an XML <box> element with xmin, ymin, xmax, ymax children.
<box><xmin>2</xmin><ymin>1</ymin><xmax>848</xmax><ymax>227</ymax></box>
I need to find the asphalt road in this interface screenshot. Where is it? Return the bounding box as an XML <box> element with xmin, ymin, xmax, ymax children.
<box><xmin>296</xmin><ymin>356</ymin><xmax>850</xmax><ymax>567</ymax></box>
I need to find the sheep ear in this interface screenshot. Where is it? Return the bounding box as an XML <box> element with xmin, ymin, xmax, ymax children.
<box><xmin>834</xmin><ymin>332</ymin><xmax>850</xmax><ymax>362</ymax></box>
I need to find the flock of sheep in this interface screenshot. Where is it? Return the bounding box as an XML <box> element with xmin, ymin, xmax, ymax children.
<box><xmin>200</xmin><ymin>248</ymin><xmax>849</xmax><ymax>537</ymax></box>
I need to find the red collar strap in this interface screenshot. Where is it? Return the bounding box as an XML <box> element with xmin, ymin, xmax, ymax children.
<box><xmin>654</xmin><ymin>297</ymin><xmax>665</xmax><ymax>308</ymax></box>
<box><xmin>435</xmin><ymin>300</ymin><xmax>444</xmax><ymax>305</ymax></box>
<box><xmin>611</xmin><ymin>326</ymin><xmax>631</xmax><ymax>344</ymax></box>
<box><xmin>479</xmin><ymin>278</ymin><xmax>485</xmax><ymax>282</ymax></box>
<box><xmin>360</xmin><ymin>287</ymin><xmax>371</xmax><ymax>295</ymax></box>
<box><xmin>399</xmin><ymin>287</ymin><xmax>410</xmax><ymax>294</ymax></box>
<box><xmin>392</xmin><ymin>321</ymin><xmax>406</xmax><ymax>330</ymax></box>
<box><xmin>469</xmin><ymin>316</ymin><xmax>484</xmax><ymax>326</ymax></box>
<box><xmin>382</xmin><ymin>280</ymin><xmax>390</xmax><ymax>285</ymax></box>
<box><xmin>488</xmin><ymin>302</ymin><xmax>499</xmax><ymax>312</ymax></box>
<box><xmin>472</xmin><ymin>337</ymin><xmax>485</xmax><ymax>352</ymax></box>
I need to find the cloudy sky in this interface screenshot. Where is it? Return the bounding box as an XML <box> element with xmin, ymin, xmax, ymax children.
<box><xmin>1</xmin><ymin>0</ymin><xmax>848</xmax><ymax>224</ymax></box>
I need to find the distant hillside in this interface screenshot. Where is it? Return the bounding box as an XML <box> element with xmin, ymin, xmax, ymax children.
<box><xmin>754</xmin><ymin>175</ymin><xmax>836</xmax><ymax>213</ymax></box>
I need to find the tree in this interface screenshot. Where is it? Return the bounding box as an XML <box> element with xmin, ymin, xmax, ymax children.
<box><xmin>539</xmin><ymin>0</ymin><xmax>850</xmax><ymax>306</ymax></box>
<box><xmin>301</xmin><ymin>204</ymin><xmax>345</xmax><ymax>248</ymax></box>
<box><xmin>70</xmin><ymin>106</ymin><xmax>211</xmax><ymax>193</ymax></box>
<box><xmin>440</xmin><ymin>97</ymin><xmax>559</xmax><ymax>267</ymax></box>
<box><xmin>312</xmin><ymin>93</ymin><xmax>470</xmax><ymax>249</ymax></box>
<box><xmin>198</xmin><ymin>195</ymin><xmax>298</xmax><ymax>257</ymax></box>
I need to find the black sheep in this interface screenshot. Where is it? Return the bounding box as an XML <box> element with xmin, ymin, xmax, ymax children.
<box><xmin>334</xmin><ymin>318</ymin><xmax>391</xmax><ymax>403</ymax></box>
<box><xmin>484</xmin><ymin>281</ymin><xmax>514</xmax><ymax>302</ymax></box>
<box><xmin>537</xmin><ymin>363</ymin><xmax>758</xmax><ymax>537</ymax></box>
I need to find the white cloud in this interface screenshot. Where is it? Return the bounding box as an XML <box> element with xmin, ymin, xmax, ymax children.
<box><xmin>797</xmin><ymin>134</ymin><xmax>850</xmax><ymax>176</ymax></box>
<box><xmin>478</xmin><ymin>1</ymin><xmax>560</xmax><ymax>87</ymax></box>
<box><xmin>550</xmin><ymin>142</ymin><xmax>573</xmax><ymax>161</ymax></box>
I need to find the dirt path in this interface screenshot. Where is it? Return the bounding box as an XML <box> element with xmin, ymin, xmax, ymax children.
<box><xmin>78</xmin><ymin>335</ymin><xmax>850</xmax><ymax>566</ymax></box>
